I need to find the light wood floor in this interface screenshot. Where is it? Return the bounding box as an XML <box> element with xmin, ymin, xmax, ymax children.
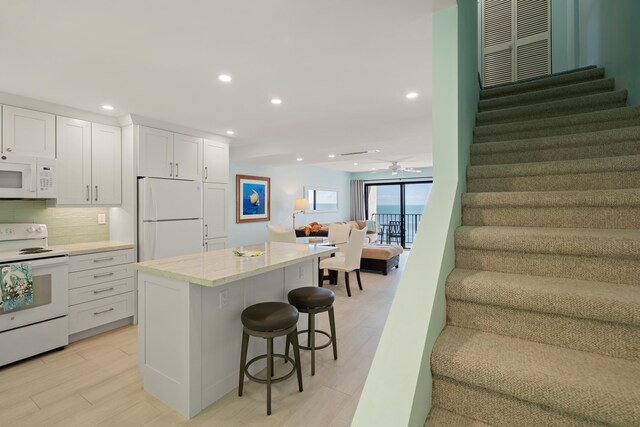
<box><xmin>0</xmin><ymin>254</ymin><xmax>406</xmax><ymax>427</ymax></box>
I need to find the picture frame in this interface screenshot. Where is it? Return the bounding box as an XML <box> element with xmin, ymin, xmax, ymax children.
<box><xmin>236</xmin><ymin>174</ymin><xmax>271</xmax><ymax>223</ymax></box>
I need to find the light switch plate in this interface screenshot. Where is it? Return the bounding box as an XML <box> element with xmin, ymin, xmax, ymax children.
<box><xmin>98</xmin><ymin>214</ymin><xmax>106</xmax><ymax>225</ymax></box>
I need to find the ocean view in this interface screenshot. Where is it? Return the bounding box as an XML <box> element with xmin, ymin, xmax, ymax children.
<box><xmin>375</xmin><ymin>204</ymin><xmax>425</xmax><ymax>215</ymax></box>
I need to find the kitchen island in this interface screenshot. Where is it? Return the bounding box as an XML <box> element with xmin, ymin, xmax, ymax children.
<box><xmin>134</xmin><ymin>242</ymin><xmax>336</xmax><ymax>418</ymax></box>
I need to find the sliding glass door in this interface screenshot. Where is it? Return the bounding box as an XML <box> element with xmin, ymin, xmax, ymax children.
<box><xmin>365</xmin><ymin>181</ymin><xmax>432</xmax><ymax>248</ymax></box>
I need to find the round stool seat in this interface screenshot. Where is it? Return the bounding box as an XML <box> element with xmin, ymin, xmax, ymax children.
<box><xmin>241</xmin><ymin>302</ymin><xmax>299</xmax><ymax>332</ymax></box>
<box><xmin>288</xmin><ymin>287</ymin><xmax>335</xmax><ymax>309</ymax></box>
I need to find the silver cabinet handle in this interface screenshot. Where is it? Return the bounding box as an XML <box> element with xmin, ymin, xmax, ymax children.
<box><xmin>169</xmin><ymin>162</ymin><xmax>173</xmax><ymax>177</ymax></box>
<box><xmin>93</xmin><ymin>287</ymin><xmax>115</xmax><ymax>294</ymax></box>
<box><xmin>205</xmin><ymin>241</ymin><xmax>208</xmax><ymax>251</ymax></box>
<box><xmin>176</xmin><ymin>163</ymin><xmax>179</xmax><ymax>177</ymax></box>
<box><xmin>205</xmin><ymin>224</ymin><xmax>208</xmax><ymax>237</ymax></box>
<box><xmin>86</xmin><ymin>185</ymin><xmax>90</xmax><ymax>202</ymax></box>
<box><xmin>94</xmin><ymin>307</ymin><xmax>114</xmax><ymax>316</ymax></box>
<box><xmin>93</xmin><ymin>257</ymin><xmax>114</xmax><ymax>263</ymax></box>
<box><xmin>204</xmin><ymin>166</ymin><xmax>208</xmax><ymax>180</ymax></box>
<box><xmin>93</xmin><ymin>272</ymin><xmax>114</xmax><ymax>279</ymax></box>
<box><xmin>95</xmin><ymin>185</ymin><xmax>98</xmax><ymax>202</ymax></box>
<box><xmin>6</xmin><ymin>147</ymin><xmax>12</xmax><ymax>152</ymax></box>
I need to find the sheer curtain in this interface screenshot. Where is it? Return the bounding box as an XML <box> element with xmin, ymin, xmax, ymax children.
<box><xmin>350</xmin><ymin>179</ymin><xmax>365</xmax><ymax>220</ymax></box>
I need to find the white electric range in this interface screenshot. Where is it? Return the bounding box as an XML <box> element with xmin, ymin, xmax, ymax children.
<box><xmin>0</xmin><ymin>223</ymin><xmax>69</xmax><ymax>366</ymax></box>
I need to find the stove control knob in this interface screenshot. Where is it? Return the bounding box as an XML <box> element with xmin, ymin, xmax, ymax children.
<box><xmin>35</xmin><ymin>226</ymin><xmax>44</xmax><ymax>233</ymax></box>
<box><xmin>26</xmin><ymin>226</ymin><xmax>36</xmax><ymax>233</ymax></box>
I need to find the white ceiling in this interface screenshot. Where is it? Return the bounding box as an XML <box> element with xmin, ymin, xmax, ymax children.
<box><xmin>0</xmin><ymin>0</ymin><xmax>435</xmax><ymax>173</ymax></box>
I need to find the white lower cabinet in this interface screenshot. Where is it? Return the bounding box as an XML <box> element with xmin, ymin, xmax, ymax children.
<box><xmin>68</xmin><ymin>249</ymin><xmax>135</xmax><ymax>336</ymax></box>
<box><xmin>204</xmin><ymin>238</ymin><xmax>227</xmax><ymax>252</ymax></box>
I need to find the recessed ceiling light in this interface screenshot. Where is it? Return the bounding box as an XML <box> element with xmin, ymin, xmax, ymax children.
<box><xmin>218</xmin><ymin>74</ymin><xmax>232</xmax><ymax>83</ymax></box>
<box><xmin>101</xmin><ymin>105</ymin><xmax>114</xmax><ymax>111</ymax></box>
<box><xmin>406</xmin><ymin>92</ymin><xmax>419</xmax><ymax>99</ymax></box>
<box><xmin>226</xmin><ymin>130</ymin><xmax>235</xmax><ymax>135</ymax></box>
<box><xmin>271</xmin><ymin>98</ymin><xmax>282</xmax><ymax>105</ymax></box>
<box><xmin>296</xmin><ymin>157</ymin><xmax>303</xmax><ymax>161</ymax></box>
<box><xmin>353</xmin><ymin>162</ymin><xmax>359</xmax><ymax>166</ymax></box>
<box><xmin>328</xmin><ymin>154</ymin><xmax>335</xmax><ymax>158</ymax></box>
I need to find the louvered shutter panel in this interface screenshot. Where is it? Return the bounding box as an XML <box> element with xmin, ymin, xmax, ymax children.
<box><xmin>515</xmin><ymin>0</ymin><xmax>550</xmax><ymax>81</ymax></box>
<box><xmin>483</xmin><ymin>0</ymin><xmax>514</xmax><ymax>87</ymax></box>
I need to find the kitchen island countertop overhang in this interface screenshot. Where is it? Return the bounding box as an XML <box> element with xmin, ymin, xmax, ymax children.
<box><xmin>133</xmin><ymin>242</ymin><xmax>337</xmax><ymax>287</ymax></box>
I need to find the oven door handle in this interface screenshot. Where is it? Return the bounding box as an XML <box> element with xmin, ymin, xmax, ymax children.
<box><xmin>22</xmin><ymin>256</ymin><xmax>69</xmax><ymax>268</ymax></box>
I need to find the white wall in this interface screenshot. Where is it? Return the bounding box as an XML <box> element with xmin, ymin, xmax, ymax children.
<box><xmin>228</xmin><ymin>163</ymin><xmax>351</xmax><ymax>247</ymax></box>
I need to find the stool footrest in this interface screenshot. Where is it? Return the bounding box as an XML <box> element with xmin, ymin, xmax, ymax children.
<box><xmin>297</xmin><ymin>329</ymin><xmax>333</xmax><ymax>351</ymax></box>
<box><xmin>244</xmin><ymin>353</ymin><xmax>297</xmax><ymax>384</ymax></box>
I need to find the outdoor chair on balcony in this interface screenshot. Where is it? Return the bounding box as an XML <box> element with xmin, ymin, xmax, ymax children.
<box><xmin>386</xmin><ymin>220</ymin><xmax>402</xmax><ymax>245</ymax></box>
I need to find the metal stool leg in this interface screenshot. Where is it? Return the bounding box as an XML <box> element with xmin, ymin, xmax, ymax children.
<box><xmin>266</xmin><ymin>337</ymin><xmax>273</xmax><ymax>415</ymax></box>
<box><xmin>291</xmin><ymin>330</ymin><xmax>303</xmax><ymax>392</ymax></box>
<box><xmin>309</xmin><ymin>313</ymin><xmax>316</xmax><ymax>375</ymax></box>
<box><xmin>238</xmin><ymin>330</ymin><xmax>249</xmax><ymax>396</ymax></box>
<box><xmin>328</xmin><ymin>306</ymin><xmax>337</xmax><ymax>360</ymax></box>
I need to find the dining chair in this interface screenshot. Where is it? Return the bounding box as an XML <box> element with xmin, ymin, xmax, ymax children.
<box><xmin>327</xmin><ymin>223</ymin><xmax>352</xmax><ymax>254</ymax></box>
<box><xmin>318</xmin><ymin>228</ymin><xmax>366</xmax><ymax>297</ymax></box>
<box><xmin>267</xmin><ymin>224</ymin><xmax>296</xmax><ymax>243</ymax></box>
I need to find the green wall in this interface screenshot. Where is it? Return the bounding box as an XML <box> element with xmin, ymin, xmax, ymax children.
<box><xmin>0</xmin><ymin>201</ymin><xmax>109</xmax><ymax>245</ymax></box>
<box><xmin>552</xmin><ymin>0</ymin><xmax>640</xmax><ymax>105</ymax></box>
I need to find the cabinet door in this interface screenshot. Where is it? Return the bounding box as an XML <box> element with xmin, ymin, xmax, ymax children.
<box><xmin>2</xmin><ymin>106</ymin><xmax>55</xmax><ymax>158</ymax></box>
<box><xmin>56</xmin><ymin>117</ymin><xmax>92</xmax><ymax>205</ymax></box>
<box><xmin>138</xmin><ymin>126</ymin><xmax>173</xmax><ymax>178</ymax></box>
<box><xmin>173</xmin><ymin>133</ymin><xmax>202</xmax><ymax>181</ymax></box>
<box><xmin>92</xmin><ymin>123</ymin><xmax>121</xmax><ymax>205</ymax></box>
<box><xmin>203</xmin><ymin>183</ymin><xmax>228</xmax><ymax>239</ymax></box>
<box><xmin>204</xmin><ymin>238</ymin><xmax>227</xmax><ymax>252</ymax></box>
<box><xmin>203</xmin><ymin>138</ymin><xmax>229</xmax><ymax>183</ymax></box>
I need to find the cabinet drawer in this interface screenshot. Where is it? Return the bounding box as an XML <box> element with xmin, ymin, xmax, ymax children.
<box><xmin>68</xmin><ymin>292</ymin><xmax>135</xmax><ymax>335</ymax></box>
<box><xmin>69</xmin><ymin>264</ymin><xmax>133</xmax><ymax>290</ymax></box>
<box><xmin>69</xmin><ymin>249</ymin><xmax>135</xmax><ymax>273</ymax></box>
<box><xmin>69</xmin><ymin>277</ymin><xmax>134</xmax><ymax>305</ymax></box>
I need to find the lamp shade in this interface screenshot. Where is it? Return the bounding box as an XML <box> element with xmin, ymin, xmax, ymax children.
<box><xmin>294</xmin><ymin>198</ymin><xmax>309</xmax><ymax>211</ymax></box>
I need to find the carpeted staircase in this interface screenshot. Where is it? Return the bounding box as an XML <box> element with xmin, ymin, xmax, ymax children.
<box><xmin>425</xmin><ymin>67</ymin><xmax>640</xmax><ymax>426</ymax></box>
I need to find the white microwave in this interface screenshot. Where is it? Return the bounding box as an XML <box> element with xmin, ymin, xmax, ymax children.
<box><xmin>0</xmin><ymin>154</ymin><xmax>56</xmax><ymax>199</ymax></box>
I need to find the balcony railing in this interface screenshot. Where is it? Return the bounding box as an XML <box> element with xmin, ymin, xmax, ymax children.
<box><xmin>370</xmin><ymin>213</ymin><xmax>422</xmax><ymax>247</ymax></box>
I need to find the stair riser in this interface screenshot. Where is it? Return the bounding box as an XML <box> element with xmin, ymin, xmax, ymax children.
<box><xmin>447</xmin><ymin>300</ymin><xmax>640</xmax><ymax>360</ymax></box>
<box><xmin>480</xmin><ymin>68</ymin><xmax>605</xmax><ymax>100</ymax></box>
<box><xmin>462</xmin><ymin>206</ymin><xmax>640</xmax><ymax>229</ymax></box>
<box><xmin>432</xmin><ymin>377</ymin><xmax>605</xmax><ymax>427</ymax></box>
<box><xmin>455</xmin><ymin>249</ymin><xmax>640</xmax><ymax>286</ymax></box>
<box><xmin>467</xmin><ymin>170</ymin><xmax>640</xmax><ymax>192</ymax></box>
<box><xmin>471</xmin><ymin>140</ymin><xmax>640</xmax><ymax>166</ymax></box>
<box><xmin>474</xmin><ymin>118</ymin><xmax>640</xmax><ymax>143</ymax></box>
<box><xmin>476</xmin><ymin>98</ymin><xmax>626</xmax><ymax>126</ymax></box>
<box><xmin>478</xmin><ymin>79</ymin><xmax>615</xmax><ymax>112</ymax></box>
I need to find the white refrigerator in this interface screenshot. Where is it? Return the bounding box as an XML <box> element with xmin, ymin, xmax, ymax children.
<box><xmin>138</xmin><ymin>178</ymin><xmax>203</xmax><ymax>261</ymax></box>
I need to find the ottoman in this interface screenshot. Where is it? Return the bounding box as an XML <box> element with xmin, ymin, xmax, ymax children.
<box><xmin>359</xmin><ymin>244</ymin><xmax>403</xmax><ymax>275</ymax></box>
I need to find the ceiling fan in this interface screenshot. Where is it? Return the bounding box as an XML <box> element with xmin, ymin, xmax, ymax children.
<box><xmin>380</xmin><ymin>161</ymin><xmax>422</xmax><ymax>175</ymax></box>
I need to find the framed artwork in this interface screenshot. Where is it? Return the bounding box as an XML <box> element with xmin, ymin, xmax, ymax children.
<box><xmin>236</xmin><ymin>174</ymin><xmax>271</xmax><ymax>223</ymax></box>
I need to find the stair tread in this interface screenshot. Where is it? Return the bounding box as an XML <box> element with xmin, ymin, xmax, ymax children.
<box><xmin>480</xmin><ymin>67</ymin><xmax>604</xmax><ymax>100</ymax></box>
<box><xmin>473</xmin><ymin>106</ymin><xmax>640</xmax><ymax>138</ymax></box>
<box><xmin>462</xmin><ymin>188</ymin><xmax>640</xmax><ymax>208</ymax></box>
<box><xmin>467</xmin><ymin>154</ymin><xmax>640</xmax><ymax>179</ymax></box>
<box><xmin>478</xmin><ymin>77</ymin><xmax>615</xmax><ymax>112</ymax></box>
<box><xmin>471</xmin><ymin>126</ymin><xmax>640</xmax><ymax>155</ymax></box>
<box><xmin>432</xmin><ymin>326</ymin><xmax>640</xmax><ymax>426</ymax></box>
<box><xmin>476</xmin><ymin>90</ymin><xmax>627</xmax><ymax>126</ymax></box>
<box><xmin>455</xmin><ymin>225</ymin><xmax>640</xmax><ymax>259</ymax></box>
<box><xmin>426</xmin><ymin>407</ymin><xmax>494</xmax><ymax>427</ymax></box>
<box><xmin>447</xmin><ymin>269</ymin><xmax>640</xmax><ymax>326</ymax></box>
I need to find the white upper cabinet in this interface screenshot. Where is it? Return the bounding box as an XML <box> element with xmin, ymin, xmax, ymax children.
<box><xmin>138</xmin><ymin>126</ymin><xmax>173</xmax><ymax>178</ymax></box>
<box><xmin>92</xmin><ymin>123</ymin><xmax>121</xmax><ymax>205</ymax></box>
<box><xmin>203</xmin><ymin>138</ymin><xmax>229</xmax><ymax>183</ymax></box>
<box><xmin>56</xmin><ymin>117</ymin><xmax>121</xmax><ymax>206</ymax></box>
<box><xmin>2</xmin><ymin>106</ymin><xmax>55</xmax><ymax>158</ymax></box>
<box><xmin>56</xmin><ymin>117</ymin><xmax>92</xmax><ymax>205</ymax></box>
<box><xmin>203</xmin><ymin>183</ymin><xmax>228</xmax><ymax>239</ymax></box>
<box><xmin>173</xmin><ymin>133</ymin><xmax>202</xmax><ymax>181</ymax></box>
<box><xmin>137</xmin><ymin>126</ymin><xmax>202</xmax><ymax>180</ymax></box>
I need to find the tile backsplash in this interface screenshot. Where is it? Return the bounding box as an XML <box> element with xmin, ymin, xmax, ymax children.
<box><xmin>0</xmin><ymin>200</ymin><xmax>109</xmax><ymax>245</ymax></box>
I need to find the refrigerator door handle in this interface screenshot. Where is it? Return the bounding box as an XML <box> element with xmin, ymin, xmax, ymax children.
<box><xmin>169</xmin><ymin>162</ymin><xmax>173</xmax><ymax>177</ymax></box>
<box><xmin>205</xmin><ymin>224</ymin><xmax>208</xmax><ymax>237</ymax></box>
<box><xmin>176</xmin><ymin>163</ymin><xmax>179</xmax><ymax>177</ymax></box>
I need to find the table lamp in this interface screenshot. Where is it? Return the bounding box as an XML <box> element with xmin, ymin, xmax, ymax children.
<box><xmin>293</xmin><ymin>198</ymin><xmax>309</xmax><ymax>228</ymax></box>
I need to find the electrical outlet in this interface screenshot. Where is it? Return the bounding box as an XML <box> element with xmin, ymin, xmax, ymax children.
<box><xmin>97</xmin><ymin>214</ymin><xmax>106</xmax><ymax>225</ymax></box>
<box><xmin>219</xmin><ymin>289</ymin><xmax>229</xmax><ymax>308</ymax></box>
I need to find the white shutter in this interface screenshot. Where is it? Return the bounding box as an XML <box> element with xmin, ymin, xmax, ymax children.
<box><xmin>483</xmin><ymin>0</ymin><xmax>514</xmax><ymax>87</ymax></box>
<box><xmin>482</xmin><ymin>0</ymin><xmax>550</xmax><ymax>87</ymax></box>
<box><xmin>515</xmin><ymin>0</ymin><xmax>550</xmax><ymax>81</ymax></box>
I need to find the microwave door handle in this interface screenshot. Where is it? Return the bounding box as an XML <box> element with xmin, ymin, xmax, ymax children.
<box><xmin>29</xmin><ymin>163</ymin><xmax>36</xmax><ymax>193</ymax></box>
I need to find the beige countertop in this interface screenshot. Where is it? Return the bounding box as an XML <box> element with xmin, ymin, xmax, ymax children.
<box><xmin>134</xmin><ymin>242</ymin><xmax>336</xmax><ymax>288</ymax></box>
<box><xmin>51</xmin><ymin>241</ymin><xmax>135</xmax><ymax>256</ymax></box>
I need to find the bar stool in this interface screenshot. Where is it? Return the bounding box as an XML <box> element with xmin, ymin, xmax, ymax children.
<box><xmin>286</xmin><ymin>287</ymin><xmax>337</xmax><ymax>376</ymax></box>
<box><xmin>238</xmin><ymin>301</ymin><xmax>303</xmax><ymax>415</ymax></box>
